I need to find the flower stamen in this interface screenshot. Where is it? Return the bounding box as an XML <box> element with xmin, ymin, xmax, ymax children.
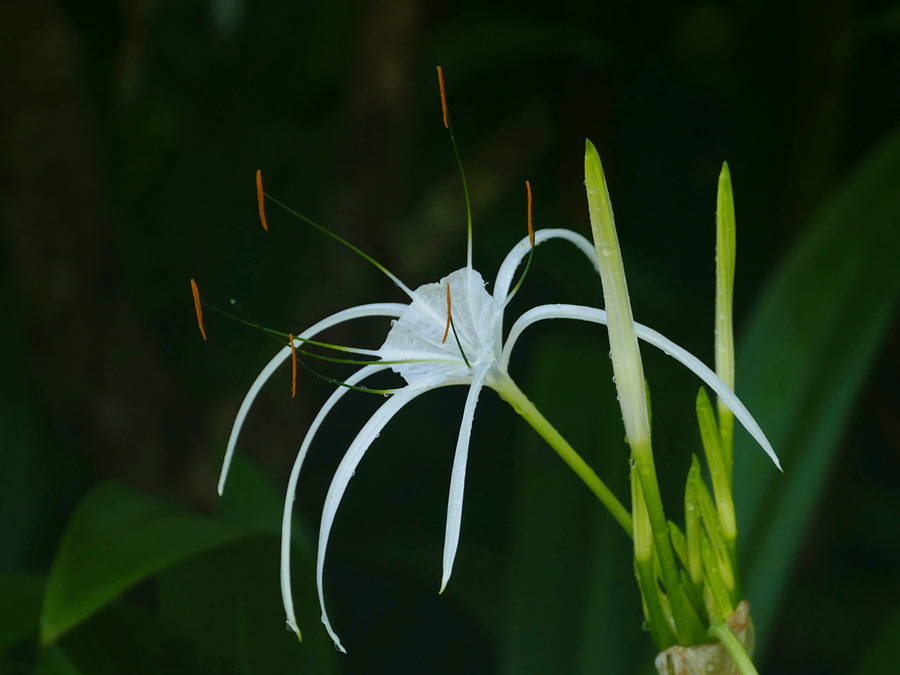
<box><xmin>191</xmin><ymin>278</ymin><xmax>207</xmax><ymax>340</ymax></box>
<box><xmin>437</xmin><ymin>65</ymin><xmax>449</xmax><ymax>129</ymax></box>
<box><xmin>442</xmin><ymin>282</ymin><xmax>452</xmax><ymax>344</ymax></box>
<box><xmin>526</xmin><ymin>180</ymin><xmax>534</xmax><ymax>247</ymax></box>
<box><xmin>290</xmin><ymin>333</ymin><xmax>297</xmax><ymax>398</ymax></box>
<box><xmin>506</xmin><ymin>181</ymin><xmax>537</xmax><ymax>301</ymax></box>
<box><xmin>436</xmin><ymin>66</ymin><xmax>473</xmax><ymax>269</ymax></box>
<box><xmin>257</xmin><ymin>169</ymin><xmax>268</xmax><ymax>231</ymax></box>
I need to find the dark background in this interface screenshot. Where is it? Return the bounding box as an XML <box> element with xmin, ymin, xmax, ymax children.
<box><xmin>2</xmin><ymin>1</ymin><xmax>899</xmax><ymax>673</ymax></box>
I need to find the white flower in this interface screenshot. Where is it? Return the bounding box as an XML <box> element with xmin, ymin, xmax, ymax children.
<box><xmin>216</xmin><ymin>228</ymin><xmax>777</xmax><ymax>653</ymax></box>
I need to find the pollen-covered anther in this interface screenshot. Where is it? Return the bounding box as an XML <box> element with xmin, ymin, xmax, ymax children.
<box><xmin>526</xmin><ymin>180</ymin><xmax>534</xmax><ymax>247</ymax></box>
<box><xmin>289</xmin><ymin>334</ymin><xmax>297</xmax><ymax>398</ymax></box>
<box><xmin>256</xmin><ymin>169</ymin><xmax>268</xmax><ymax>231</ymax></box>
<box><xmin>442</xmin><ymin>282</ymin><xmax>452</xmax><ymax>344</ymax></box>
<box><xmin>437</xmin><ymin>66</ymin><xmax>449</xmax><ymax>129</ymax></box>
<box><xmin>191</xmin><ymin>278</ymin><xmax>207</xmax><ymax>340</ymax></box>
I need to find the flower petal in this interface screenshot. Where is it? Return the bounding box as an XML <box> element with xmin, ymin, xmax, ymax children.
<box><xmin>440</xmin><ymin>364</ymin><xmax>490</xmax><ymax>593</ymax></box>
<box><xmin>491</xmin><ymin>228</ymin><xmax>599</xmax><ymax>355</ymax></box>
<box><xmin>503</xmin><ymin>304</ymin><xmax>781</xmax><ymax>469</ymax></box>
<box><xmin>316</xmin><ymin>373</ymin><xmax>460</xmax><ymax>652</ymax></box>
<box><xmin>218</xmin><ymin>303</ymin><xmax>407</xmax><ymax>495</ymax></box>
<box><xmin>281</xmin><ymin>363</ymin><xmax>391</xmax><ymax>639</ymax></box>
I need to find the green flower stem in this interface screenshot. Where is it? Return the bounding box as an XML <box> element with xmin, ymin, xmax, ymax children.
<box><xmin>633</xmin><ymin>437</ymin><xmax>706</xmax><ymax>645</ymax></box>
<box><xmin>696</xmin><ymin>391</ymin><xmax>737</xmax><ymax>546</ymax></box>
<box><xmin>632</xmin><ymin>465</ymin><xmax>676</xmax><ymax>649</ymax></box>
<box><xmin>684</xmin><ymin>462</ymin><xmax>703</xmax><ymax>590</ymax></box>
<box><xmin>700</xmin><ymin>530</ymin><xmax>734</xmax><ymax>623</ymax></box>
<box><xmin>493</xmin><ymin>374</ymin><xmax>633</xmax><ymax>537</ymax></box>
<box><xmin>584</xmin><ymin>140</ymin><xmax>703</xmax><ymax>646</ymax></box>
<box><xmin>708</xmin><ymin>623</ymin><xmax>759</xmax><ymax>675</ymax></box>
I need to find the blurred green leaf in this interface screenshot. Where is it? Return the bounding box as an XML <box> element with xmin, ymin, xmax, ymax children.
<box><xmin>217</xmin><ymin>453</ymin><xmax>314</xmax><ymax>557</ymax></box>
<box><xmin>41</xmin><ymin>481</ymin><xmax>248</xmax><ymax>644</ymax></box>
<box><xmin>0</xmin><ymin>572</ymin><xmax>44</xmax><ymax>650</ymax></box>
<box><xmin>34</xmin><ymin>646</ymin><xmax>85</xmax><ymax>675</ymax></box>
<box><xmin>854</xmin><ymin>602</ymin><xmax>900</xmax><ymax>675</ymax></box>
<box><xmin>734</xmin><ymin>125</ymin><xmax>900</xmax><ymax>650</ymax></box>
<box><xmin>157</xmin><ymin>536</ymin><xmax>339</xmax><ymax>675</ymax></box>
<box><xmin>50</xmin><ymin>600</ymin><xmax>191</xmax><ymax>675</ymax></box>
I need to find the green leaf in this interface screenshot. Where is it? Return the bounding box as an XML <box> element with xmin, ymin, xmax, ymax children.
<box><xmin>157</xmin><ymin>536</ymin><xmax>339</xmax><ymax>675</ymax></box>
<box><xmin>50</xmin><ymin>600</ymin><xmax>191</xmax><ymax>675</ymax></box>
<box><xmin>34</xmin><ymin>646</ymin><xmax>86</xmax><ymax>675</ymax></box>
<box><xmin>0</xmin><ymin>572</ymin><xmax>44</xmax><ymax>650</ymax></box>
<box><xmin>733</xmin><ymin>125</ymin><xmax>900</xmax><ymax>650</ymax></box>
<box><xmin>41</xmin><ymin>481</ymin><xmax>248</xmax><ymax>644</ymax></box>
<box><xmin>853</xmin><ymin>602</ymin><xmax>900</xmax><ymax>675</ymax></box>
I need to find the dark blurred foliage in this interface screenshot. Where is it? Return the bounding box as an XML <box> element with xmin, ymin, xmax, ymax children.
<box><xmin>1</xmin><ymin>0</ymin><xmax>899</xmax><ymax>673</ymax></box>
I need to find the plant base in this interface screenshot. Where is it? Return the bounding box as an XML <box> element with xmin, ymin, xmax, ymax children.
<box><xmin>655</xmin><ymin>601</ymin><xmax>755</xmax><ymax>675</ymax></box>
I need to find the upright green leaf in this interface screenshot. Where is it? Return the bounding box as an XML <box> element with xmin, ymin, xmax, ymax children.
<box><xmin>733</xmin><ymin>125</ymin><xmax>900</xmax><ymax>650</ymax></box>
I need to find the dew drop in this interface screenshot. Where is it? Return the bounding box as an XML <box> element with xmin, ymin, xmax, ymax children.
<box><xmin>687</xmin><ymin>504</ymin><xmax>695</xmax><ymax>511</ymax></box>
<box><xmin>320</xmin><ymin>614</ymin><xmax>327</xmax><ymax>624</ymax></box>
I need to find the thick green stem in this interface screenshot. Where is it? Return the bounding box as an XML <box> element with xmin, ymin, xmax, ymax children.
<box><xmin>493</xmin><ymin>373</ymin><xmax>633</xmax><ymax>537</ymax></box>
<box><xmin>633</xmin><ymin>437</ymin><xmax>706</xmax><ymax>645</ymax></box>
<box><xmin>633</xmin><ymin>465</ymin><xmax>676</xmax><ymax>649</ymax></box>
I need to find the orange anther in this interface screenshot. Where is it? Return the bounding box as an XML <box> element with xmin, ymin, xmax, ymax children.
<box><xmin>256</xmin><ymin>169</ymin><xmax>268</xmax><ymax>231</ymax></box>
<box><xmin>437</xmin><ymin>66</ymin><xmax>449</xmax><ymax>129</ymax></box>
<box><xmin>191</xmin><ymin>278</ymin><xmax>207</xmax><ymax>341</ymax></box>
<box><xmin>526</xmin><ymin>180</ymin><xmax>534</xmax><ymax>247</ymax></box>
<box><xmin>442</xmin><ymin>282</ymin><xmax>452</xmax><ymax>344</ymax></box>
<box><xmin>289</xmin><ymin>334</ymin><xmax>297</xmax><ymax>398</ymax></box>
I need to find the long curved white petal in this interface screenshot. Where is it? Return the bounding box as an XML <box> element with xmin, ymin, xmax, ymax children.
<box><xmin>503</xmin><ymin>304</ymin><xmax>781</xmax><ymax>470</ymax></box>
<box><xmin>281</xmin><ymin>363</ymin><xmax>390</xmax><ymax>639</ymax></box>
<box><xmin>491</xmin><ymin>228</ymin><xmax>599</xmax><ymax>355</ymax></box>
<box><xmin>440</xmin><ymin>364</ymin><xmax>490</xmax><ymax>594</ymax></box>
<box><xmin>317</xmin><ymin>374</ymin><xmax>462</xmax><ymax>652</ymax></box>
<box><xmin>218</xmin><ymin>302</ymin><xmax>407</xmax><ymax>495</ymax></box>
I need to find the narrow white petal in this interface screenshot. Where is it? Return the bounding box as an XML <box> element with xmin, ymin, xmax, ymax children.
<box><xmin>317</xmin><ymin>373</ymin><xmax>456</xmax><ymax>652</ymax></box>
<box><xmin>281</xmin><ymin>364</ymin><xmax>390</xmax><ymax>639</ymax></box>
<box><xmin>503</xmin><ymin>304</ymin><xmax>781</xmax><ymax>469</ymax></box>
<box><xmin>218</xmin><ymin>303</ymin><xmax>406</xmax><ymax>496</ymax></box>
<box><xmin>491</xmin><ymin>229</ymin><xmax>599</xmax><ymax>355</ymax></box>
<box><xmin>440</xmin><ymin>364</ymin><xmax>490</xmax><ymax>594</ymax></box>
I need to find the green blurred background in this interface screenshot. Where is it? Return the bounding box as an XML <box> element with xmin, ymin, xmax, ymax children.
<box><xmin>1</xmin><ymin>1</ymin><xmax>899</xmax><ymax>673</ymax></box>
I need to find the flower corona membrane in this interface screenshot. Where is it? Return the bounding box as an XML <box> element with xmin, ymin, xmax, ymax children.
<box><xmin>194</xmin><ymin>68</ymin><xmax>780</xmax><ymax>664</ymax></box>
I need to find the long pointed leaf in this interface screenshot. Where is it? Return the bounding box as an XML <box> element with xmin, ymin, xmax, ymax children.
<box><xmin>734</xmin><ymin>125</ymin><xmax>900</xmax><ymax>651</ymax></box>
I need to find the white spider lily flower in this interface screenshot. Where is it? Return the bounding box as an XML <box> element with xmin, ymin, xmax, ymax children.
<box><xmin>216</xmin><ymin>225</ymin><xmax>778</xmax><ymax>653</ymax></box>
